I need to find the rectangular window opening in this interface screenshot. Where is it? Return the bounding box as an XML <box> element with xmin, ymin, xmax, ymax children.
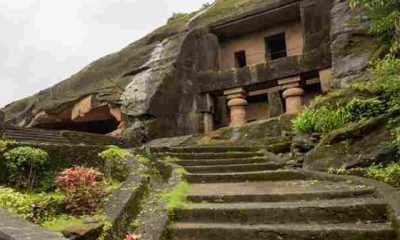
<box><xmin>234</xmin><ymin>50</ymin><xmax>247</xmax><ymax>68</ymax></box>
<box><xmin>265</xmin><ymin>33</ymin><xmax>287</xmax><ymax>60</ymax></box>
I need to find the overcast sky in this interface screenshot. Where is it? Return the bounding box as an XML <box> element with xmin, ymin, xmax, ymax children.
<box><xmin>0</xmin><ymin>0</ymin><xmax>208</xmax><ymax>108</ymax></box>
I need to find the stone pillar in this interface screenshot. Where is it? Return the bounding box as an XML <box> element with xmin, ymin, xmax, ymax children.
<box><xmin>282</xmin><ymin>87</ymin><xmax>304</xmax><ymax>114</ymax></box>
<box><xmin>224</xmin><ymin>88</ymin><xmax>248</xmax><ymax>128</ymax></box>
<box><xmin>200</xmin><ymin>94</ymin><xmax>215</xmax><ymax>134</ymax></box>
<box><xmin>203</xmin><ymin>112</ymin><xmax>214</xmax><ymax>134</ymax></box>
<box><xmin>319</xmin><ymin>68</ymin><xmax>333</xmax><ymax>93</ymax></box>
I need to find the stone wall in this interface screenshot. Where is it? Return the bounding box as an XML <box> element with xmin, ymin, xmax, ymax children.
<box><xmin>219</xmin><ymin>21</ymin><xmax>303</xmax><ymax>70</ymax></box>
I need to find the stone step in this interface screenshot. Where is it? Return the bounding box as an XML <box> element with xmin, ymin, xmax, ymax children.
<box><xmin>184</xmin><ymin>162</ymin><xmax>282</xmax><ymax>173</ymax></box>
<box><xmin>185</xmin><ymin>170</ymin><xmax>306</xmax><ymax>183</ymax></box>
<box><xmin>3</xmin><ymin>132</ymin><xmax>65</xmax><ymax>140</ymax></box>
<box><xmin>156</xmin><ymin>152</ymin><xmax>264</xmax><ymax>160</ymax></box>
<box><xmin>4</xmin><ymin>129</ymin><xmax>61</xmax><ymax>137</ymax></box>
<box><xmin>174</xmin><ymin>197</ymin><xmax>388</xmax><ymax>224</ymax></box>
<box><xmin>168</xmin><ymin>223</ymin><xmax>396</xmax><ymax>240</ymax></box>
<box><xmin>187</xmin><ymin>181</ymin><xmax>376</xmax><ymax>203</ymax></box>
<box><xmin>176</xmin><ymin>157</ymin><xmax>270</xmax><ymax>166</ymax></box>
<box><xmin>151</xmin><ymin>146</ymin><xmax>260</xmax><ymax>153</ymax></box>
<box><xmin>3</xmin><ymin>133</ymin><xmax>69</xmax><ymax>143</ymax></box>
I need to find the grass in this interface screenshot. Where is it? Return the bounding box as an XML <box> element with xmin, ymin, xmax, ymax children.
<box><xmin>161</xmin><ymin>181</ymin><xmax>189</xmax><ymax>210</ymax></box>
<box><xmin>42</xmin><ymin>215</ymin><xmax>84</xmax><ymax>232</ymax></box>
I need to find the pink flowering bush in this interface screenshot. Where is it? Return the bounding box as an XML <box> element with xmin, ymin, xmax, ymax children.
<box><xmin>56</xmin><ymin>166</ymin><xmax>105</xmax><ymax>215</ymax></box>
<box><xmin>124</xmin><ymin>234</ymin><xmax>141</xmax><ymax>240</ymax></box>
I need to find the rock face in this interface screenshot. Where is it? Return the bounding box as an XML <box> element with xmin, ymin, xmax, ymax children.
<box><xmin>1</xmin><ymin>0</ymin><xmax>380</xmax><ymax>141</ymax></box>
<box><xmin>304</xmin><ymin>117</ymin><xmax>397</xmax><ymax>171</ymax></box>
<box><xmin>330</xmin><ymin>0</ymin><xmax>382</xmax><ymax>88</ymax></box>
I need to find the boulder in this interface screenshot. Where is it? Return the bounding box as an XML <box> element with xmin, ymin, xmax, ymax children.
<box><xmin>304</xmin><ymin>117</ymin><xmax>397</xmax><ymax>171</ymax></box>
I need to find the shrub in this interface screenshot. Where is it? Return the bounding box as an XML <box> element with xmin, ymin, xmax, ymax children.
<box><xmin>293</xmin><ymin>107</ymin><xmax>350</xmax><ymax>133</ymax></box>
<box><xmin>124</xmin><ymin>234</ymin><xmax>141</xmax><ymax>240</ymax></box>
<box><xmin>56</xmin><ymin>167</ymin><xmax>105</xmax><ymax>215</ymax></box>
<box><xmin>0</xmin><ymin>187</ymin><xmax>34</xmax><ymax>220</ymax></box>
<box><xmin>366</xmin><ymin>163</ymin><xmax>400</xmax><ymax>188</ymax></box>
<box><xmin>98</xmin><ymin>146</ymin><xmax>131</xmax><ymax>182</ymax></box>
<box><xmin>372</xmin><ymin>56</ymin><xmax>400</xmax><ymax>112</ymax></box>
<box><xmin>0</xmin><ymin>140</ymin><xmax>15</xmax><ymax>153</ymax></box>
<box><xmin>167</xmin><ymin>12</ymin><xmax>188</xmax><ymax>23</ymax></box>
<box><xmin>3</xmin><ymin>146</ymin><xmax>49</xmax><ymax>191</ymax></box>
<box><xmin>345</xmin><ymin>98</ymin><xmax>385</xmax><ymax>121</ymax></box>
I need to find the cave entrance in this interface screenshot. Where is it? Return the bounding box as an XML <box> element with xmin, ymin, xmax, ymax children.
<box><xmin>37</xmin><ymin>118</ymin><xmax>119</xmax><ymax>135</ymax></box>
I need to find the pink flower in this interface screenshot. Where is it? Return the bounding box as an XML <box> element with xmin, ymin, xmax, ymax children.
<box><xmin>124</xmin><ymin>234</ymin><xmax>141</xmax><ymax>240</ymax></box>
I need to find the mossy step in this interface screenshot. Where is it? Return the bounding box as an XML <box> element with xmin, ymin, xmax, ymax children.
<box><xmin>2</xmin><ymin>134</ymin><xmax>69</xmax><ymax>143</ymax></box>
<box><xmin>176</xmin><ymin>157</ymin><xmax>270</xmax><ymax>166</ymax></box>
<box><xmin>174</xmin><ymin>197</ymin><xmax>388</xmax><ymax>224</ymax></box>
<box><xmin>151</xmin><ymin>146</ymin><xmax>260</xmax><ymax>153</ymax></box>
<box><xmin>185</xmin><ymin>170</ymin><xmax>306</xmax><ymax>183</ymax></box>
<box><xmin>168</xmin><ymin>223</ymin><xmax>395</xmax><ymax>240</ymax></box>
<box><xmin>184</xmin><ymin>163</ymin><xmax>282</xmax><ymax>173</ymax></box>
<box><xmin>157</xmin><ymin>152</ymin><xmax>264</xmax><ymax>160</ymax></box>
<box><xmin>3</xmin><ymin>135</ymin><xmax>68</xmax><ymax>143</ymax></box>
<box><xmin>4</xmin><ymin>130</ymin><xmax>62</xmax><ymax>137</ymax></box>
<box><xmin>187</xmin><ymin>181</ymin><xmax>375</xmax><ymax>203</ymax></box>
<box><xmin>3</xmin><ymin>134</ymin><xmax>67</xmax><ymax>141</ymax></box>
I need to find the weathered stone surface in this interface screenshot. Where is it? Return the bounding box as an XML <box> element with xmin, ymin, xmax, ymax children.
<box><xmin>0</xmin><ymin>111</ymin><xmax>4</xmax><ymax>137</ymax></box>
<box><xmin>267</xmin><ymin>92</ymin><xmax>284</xmax><ymax>118</ymax></box>
<box><xmin>192</xmin><ymin>114</ymin><xmax>294</xmax><ymax>150</ymax></box>
<box><xmin>304</xmin><ymin>117</ymin><xmax>396</xmax><ymax>171</ymax></box>
<box><xmin>0</xmin><ymin>209</ymin><xmax>66</xmax><ymax>240</ymax></box>
<box><xmin>330</xmin><ymin>0</ymin><xmax>384</xmax><ymax>88</ymax></box>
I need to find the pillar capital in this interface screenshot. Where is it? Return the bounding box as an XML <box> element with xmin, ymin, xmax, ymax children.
<box><xmin>224</xmin><ymin>87</ymin><xmax>247</xmax><ymax>100</ymax></box>
<box><xmin>282</xmin><ymin>87</ymin><xmax>305</xmax><ymax>99</ymax></box>
<box><xmin>227</xmin><ymin>98</ymin><xmax>248</xmax><ymax>107</ymax></box>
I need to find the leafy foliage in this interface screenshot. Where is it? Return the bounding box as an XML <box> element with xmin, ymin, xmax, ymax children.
<box><xmin>0</xmin><ymin>187</ymin><xmax>62</xmax><ymax>223</ymax></box>
<box><xmin>366</xmin><ymin>163</ymin><xmax>400</xmax><ymax>187</ymax></box>
<box><xmin>3</xmin><ymin>147</ymin><xmax>49</xmax><ymax>191</ymax></box>
<box><xmin>0</xmin><ymin>187</ymin><xmax>34</xmax><ymax>219</ymax></box>
<box><xmin>371</xmin><ymin>55</ymin><xmax>400</xmax><ymax>112</ymax></box>
<box><xmin>293</xmin><ymin>107</ymin><xmax>350</xmax><ymax>133</ymax></box>
<box><xmin>56</xmin><ymin>167</ymin><xmax>105</xmax><ymax>215</ymax></box>
<box><xmin>345</xmin><ymin>97</ymin><xmax>385</xmax><ymax>121</ymax></box>
<box><xmin>98</xmin><ymin>146</ymin><xmax>131</xmax><ymax>182</ymax></box>
<box><xmin>349</xmin><ymin>0</ymin><xmax>399</xmax><ymax>49</ymax></box>
<box><xmin>0</xmin><ymin>140</ymin><xmax>15</xmax><ymax>153</ymax></box>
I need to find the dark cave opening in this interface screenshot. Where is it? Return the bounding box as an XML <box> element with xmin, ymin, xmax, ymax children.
<box><xmin>36</xmin><ymin>118</ymin><xmax>119</xmax><ymax>135</ymax></box>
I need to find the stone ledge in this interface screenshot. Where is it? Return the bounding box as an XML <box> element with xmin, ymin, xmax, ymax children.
<box><xmin>305</xmin><ymin>170</ymin><xmax>400</xmax><ymax>237</ymax></box>
<box><xmin>0</xmin><ymin>209</ymin><xmax>67</xmax><ymax>240</ymax></box>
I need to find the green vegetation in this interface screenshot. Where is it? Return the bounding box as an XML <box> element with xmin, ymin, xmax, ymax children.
<box><xmin>161</xmin><ymin>181</ymin><xmax>189</xmax><ymax>210</ymax></box>
<box><xmin>350</xmin><ymin>0</ymin><xmax>399</xmax><ymax>50</ymax></box>
<box><xmin>137</xmin><ymin>155</ymin><xmax>151</xmax><ymax>166</ymax></box>
<box><xmin>293</xmin><ymin>107</ymin><xmax>350</xmax><ymax>133</ymax></box>
<box><xmin>42</xmin><ymin>215</ymin><xmax>84</xmax><ymax>232</ymax></box>
<box><xmin>0</xmin><ymin>140</ymin><xmax>15</xmax><ymax>152</ymax></box>
<box><xmin>3</xmin><ymin>146</ymin><xmax>49</xmax><ymax>191</ymax></box>
<box><xmin>99</xmin><ymin>146</ymin><xmax>131</xmax><ymax>182</ymax></box>
<box><xmin>366</xmin><ymin>163</ymin><xmax>400</xmax><ymax>187</ymax></box>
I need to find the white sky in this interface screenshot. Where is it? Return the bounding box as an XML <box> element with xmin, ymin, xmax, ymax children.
<box><xmin>0</xmin><ymin>0</ymin><xmax>209</xmax><ymax>108</ymax></box>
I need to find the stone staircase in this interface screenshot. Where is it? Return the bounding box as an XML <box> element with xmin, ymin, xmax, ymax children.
<box><xmin>2</xmin><ymin>126</ymin><xmax>70</xmax><ymax>144</ymax></box>
<box><xmin>155</xmin><ymin>146</ymin><xmax>397</xmax><ymax>240</ymax></box>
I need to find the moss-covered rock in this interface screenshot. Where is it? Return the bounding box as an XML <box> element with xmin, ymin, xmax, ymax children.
<box><xmin>304</xmin><ymin>116</ymin><xmax>397</xmax><ymax>171</ymax></box>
